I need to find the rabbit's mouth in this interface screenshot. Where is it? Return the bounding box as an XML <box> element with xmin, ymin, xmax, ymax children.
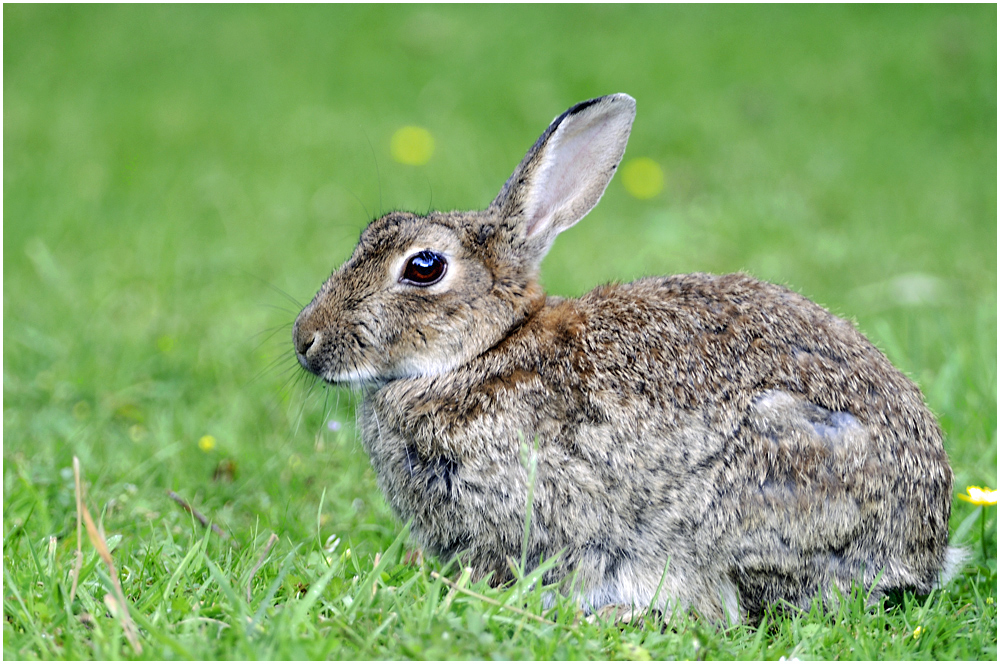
<box><xmin>318</xmin><ymin>364</ymin><xmax>384</xmax><ymax>390</ymax></box>
<box><xmin>317</xmin><ymin>353</ymin><xmax>466</xmax><ymax>389</ymax></box>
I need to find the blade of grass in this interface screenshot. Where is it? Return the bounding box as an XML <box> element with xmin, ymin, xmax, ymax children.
<box><xmin>290</xmin><ymin>551</ymin><xmax>343</xmax><ymax>628</ymax></box>
<box><xmin>953</xmin><ymin>505</ymin><xmax>984</xmax><ymax>545</ymax></box>
<box><xmin>147</xmin><ymin>530</ymin><xmax>209</xmax><ymax>620</ymax></box>
<box><xmin>2</xmin><ymin>504</ymin><xmax>34</xmax><ymax>550</ymax></box>
<box><xmin>126</xmin><ymin>603</ymin><xmax>194</xmax><ymax>659</ymax></box>
<box><xmin>245</xmin><ymin>532</ymin><xmax>279</xmax><ymax>603</ymax></box>
<box><xmin>316</xmin><ymin>487</ymin><xmax>326</xmax><ymax>551</ymax></box>
<box><xmin>519</xmin><ymin>435</ymin><xmax>539</xmax><ymax>575</ymax></box>
<box><xmin>250</xmin><ymin>545</ymin><xmax>300</xmax><ymax>630</ymax></box>
<box><xmin>203</xmin><ymin>552</ymin><xmax>249</xmax><ymax>629</ymax></box>
<box><xmin>2</xmin><ymin>562</ymin><xmax>36</xmax><ymax>633</ymax></box>
<box><xmin>429</xmin><ymin>571</ymin><xmax>562</xmax><ymax>628</ymax></box>
<box><xmin>77</xmin><ymin>456</ymin><xmax>142</xmax><ymax>655</ymax></box>
<box><xmin>21</xmin><ymin>528</ymin><xmax>45</xmax><ymax>579</ymax></box>
<box><xmin>345</xmin><ymin>524</ymin><xmax>409</xmax><ymax>620</ymax></box>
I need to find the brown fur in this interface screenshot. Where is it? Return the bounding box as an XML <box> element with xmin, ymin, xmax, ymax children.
<box><xmin>293</xmin><ymin>94</ymin><xmax>956</xmax><ymax>623</ymax></box>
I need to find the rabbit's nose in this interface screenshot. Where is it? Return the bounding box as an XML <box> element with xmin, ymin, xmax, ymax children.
<box><xmin>293</xmin><ymin>320</ymin><xmax>323</xmax><ymax>372</ymax></box>
<box><xmin>296</xmin><ymin>329</ymin><xmax>320</xmax><ymax>356</ymax></box>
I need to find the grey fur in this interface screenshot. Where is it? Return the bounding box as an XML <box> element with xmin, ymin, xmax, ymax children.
<box><xmin>293</xmin><ymin>93</ymin><xmax>956</xmax><ymax>623</ymax></box>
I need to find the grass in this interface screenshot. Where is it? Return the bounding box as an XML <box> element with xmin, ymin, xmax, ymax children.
<box><xmin>3</xmin><ymin>4</ymin><xmax>996</xmax><ymax>660</ymax></box>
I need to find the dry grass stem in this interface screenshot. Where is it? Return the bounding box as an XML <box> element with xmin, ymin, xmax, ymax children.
<box><xmin>70</xmin><ymin>457</ymin><xmax>84</xmax><ymax>603</ymax></box>
<box><xmin>166</xmin><ymin>489</ymin><xmax>238</xmax><ymax>547</ymax></box>
<box><xmin>246</xmin><ymin>532</ymin><xmax>280</xmax><ymax>603</ymax></box>
<box><xmin>74</xmin><ymin>456</ymin><xmax>143</xmax><ymax>654</ymax></box>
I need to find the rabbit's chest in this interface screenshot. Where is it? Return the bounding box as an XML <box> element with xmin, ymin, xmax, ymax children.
<box><xmin>358</xmin><ymin>366</ymin><xmax>723</xmax><ymax>523</ymax></box>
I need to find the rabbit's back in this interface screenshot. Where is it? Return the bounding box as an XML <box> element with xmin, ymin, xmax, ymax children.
<box><xmin>361</xmin><ymin>272</ymin><xmax>953</xmax><ymax>621</ymax></box>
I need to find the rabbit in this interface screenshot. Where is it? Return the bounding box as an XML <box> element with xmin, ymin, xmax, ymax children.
<box><xmin>293</xmin><ymin>93</ymin><xmax>960</xmax><ymax>624</ymax></box>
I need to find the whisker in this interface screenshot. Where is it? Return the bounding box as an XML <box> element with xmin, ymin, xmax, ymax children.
<box><xmin>249</xmin><ymin>353</ymin><xmax>301</xmax><ymax>386</ymax></box>
<box><xmin>250</xmin><ymin>325</ymin><xmax>295</xmax><ymax>355</ymax></box>
<box><xmin>289</xmin><ymin>376</ymin><xmax>322</xmax><ymax>440</ymax></box>
<box><xmin>261</xmin><ymin>303</ymin><xmax>301</xmax><ymax>316</ymax></box>
<box><xmin>241</xmin><ymin>270</ymin><xmax>307</xmax><ymax>310</ymax></box>
<box><xmin>250</xmin><ymin>322</ymin><xmax>294</xmax><ymax>339</ymax></box>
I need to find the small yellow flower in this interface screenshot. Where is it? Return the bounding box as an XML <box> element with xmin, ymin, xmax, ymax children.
<box><xmin>958</xmin><ymin>486</ymin><xmax>998</xmax><ymax>506</ymax></box>
<box><xmin>912</xmin><ymin>625</ymin><xmax>923</xmax><ymax>639</ymax></box>
<box><xmin>391</xmin><ymin>126</ymin><xmax>435</xmax><ymax>165</ymax></box>
<box><xmin>621</xmin><ymin>157</ymin><xmax>664</xmax><ymax>199</ymax></box>
<box><xmin>198</xmin><ymin>435</ymin><xmax>216</xmax><ymax>453</ymax></box>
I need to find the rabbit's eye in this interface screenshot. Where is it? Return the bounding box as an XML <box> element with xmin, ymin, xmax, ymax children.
<box><xmin>400</xmin><ymin>250</ymin><xmax>447</xmax><ymax>286</ymax></box>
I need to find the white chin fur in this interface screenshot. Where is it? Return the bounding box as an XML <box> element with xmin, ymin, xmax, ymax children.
<box><xmin>325</xmin><ymin>366</ymin><xmax>381</xmax><ymax>387</ymax></box>
<box><xmin>326</xmin><ymin>356</ymin><xmax>459</xmax><ymax>386</ymax></box>
<box><xmin>394</xmin><ymin>355</ymin><xmax>463</xmax><ymax>380</ymax></box>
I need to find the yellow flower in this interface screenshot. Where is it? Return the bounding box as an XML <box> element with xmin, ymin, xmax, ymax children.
<box><xmin>198</xmin><ymin>435</ymin><xmax>216</xmax><ymax>453</ymax></box>
<box><xmin>621</xmin><ymin>157</ymin><xmax>664</xmax><ymax>199</ymax></box>
<box><xmin>391</xmin><ymin>126</ymin><xmax>435</xmax><ymax>165</ymax></box>
<box><xmin>958</xmin><ymin>486</ymin><xmax>998</xmax><ymax>506</ymax></box>
<box><xmin>912</xmin><ymin>625</ymin><xmax>923</xmax><ymax>639</ymax></box>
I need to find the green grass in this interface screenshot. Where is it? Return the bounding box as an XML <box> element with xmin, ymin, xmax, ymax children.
<box><xmin>3</xmin><ymin>4</ymin><xmax>996</xmax><ymax>660</ymax></box>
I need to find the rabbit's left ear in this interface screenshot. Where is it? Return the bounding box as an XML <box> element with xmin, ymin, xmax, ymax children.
<box><xmin>492</xmin><ymin>93</ymin><xmax>636</xmax><ymax>262</ymax></box>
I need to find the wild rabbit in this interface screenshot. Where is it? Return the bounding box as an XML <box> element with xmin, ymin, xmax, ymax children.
<box><xmin>293</xmin><ymin>93</ymin><xmax>959</xmax><ymax>623</ymax></box>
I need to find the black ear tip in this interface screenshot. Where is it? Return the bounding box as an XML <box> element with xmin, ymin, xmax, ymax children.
<box><xmin>566</xmin><ymin>97</ymin><xmax>602</xmax><ymax>116</ymax></box>
<box><xmin>565</xmin><ymin>93</ymin><xmax>636</xmax><ymax>118</ymax></box>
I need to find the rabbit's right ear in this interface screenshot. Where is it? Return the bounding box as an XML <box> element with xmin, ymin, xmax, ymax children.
<box><xmin>491</xmin><ymin>93</ymin><xmax>636</xmax><ymax>264</ymax></box>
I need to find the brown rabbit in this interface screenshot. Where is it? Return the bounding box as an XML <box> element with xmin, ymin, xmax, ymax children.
<box><xmin>293</xmin><ymin>94</ymin><xmax>960</xmax><ymax>623</ymax></box>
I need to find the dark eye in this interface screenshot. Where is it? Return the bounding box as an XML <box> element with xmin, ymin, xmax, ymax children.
<box><xmin>400</xmin><ymin>250</ymin><xmax>447</xmax><ymax>286</ymax></box>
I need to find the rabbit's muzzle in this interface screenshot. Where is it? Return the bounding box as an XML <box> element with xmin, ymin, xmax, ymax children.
<box><xmin>293</xmin><ymin>301</ymin><xmax>378</xmax><ymax>384</ymax></box>
<box><xmin>292</xmin><ymin>307</ymin><xmax>325</xmax><ymax>375</ymax></box>
<box><xmin>294</xmin><ymin>329</ymin><xmax>320</xmax><ymax>372</ymax></box>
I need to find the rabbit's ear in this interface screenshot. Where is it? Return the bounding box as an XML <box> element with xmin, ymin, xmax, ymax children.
<box><xmin>492</xmin><ymin>93</ymin><xmax>636</xmax><ymax>261</ymax></box>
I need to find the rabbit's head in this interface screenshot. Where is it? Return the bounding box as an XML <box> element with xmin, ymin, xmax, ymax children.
<box><xmin>294</xmin><ymin>94</ymin><xmax>636</xmax><ymax>385</ymax></box>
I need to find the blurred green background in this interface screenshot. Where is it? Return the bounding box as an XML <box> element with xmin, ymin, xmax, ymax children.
<box><xmin>4</xmin><ymin>4</ymin><xmax>996</xmax><ymax>561</ymax></box>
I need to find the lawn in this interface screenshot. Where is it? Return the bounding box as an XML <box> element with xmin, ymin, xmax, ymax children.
<box><xmin>3</xmin><ymin>4</ymin><xmax>997</xmax><ymax>660</ymax></box>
